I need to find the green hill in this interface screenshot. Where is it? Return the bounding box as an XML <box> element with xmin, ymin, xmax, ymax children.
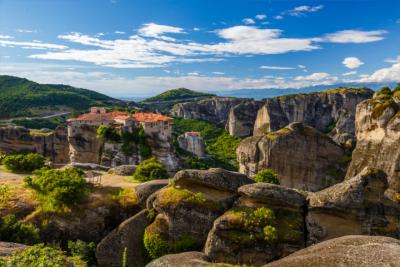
<box><xmin>143</xmin><ymin>88</ymin><xmax>215</xmax><ymax>103</ymax></box>
<box><xmin>0</xmin><ymin>75</ymin><xmax>128</xmax><ymax>118</ymax></box>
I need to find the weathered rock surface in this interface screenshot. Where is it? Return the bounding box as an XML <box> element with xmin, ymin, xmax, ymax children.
<box><xmin>146</xmin><ymin>132</ymin><xmax>181</xmax><ymax>174</ymax></box>
<box><xmin>237</xmin><ymin>122</ymin><xmax>348</xmax><ymax>191</ymax></box>
<box><xmin>171</xmin><ymin>97</ymin><xmax>248</xmax><ymax>127</ymax></box>
<box><xmin>0</xmin><ymin>241</ymin><xmax>29</xmax><ymax>257</ymax></box>
<box><xmin>227</xmin><ymin>100</ymin><xmax>262</xmax><ymax>137</ymax></box>
<box><xmin>97</xmin><ymin>210</ymin><xmax>152</xmax><ymax>267</ymax></box>
<box><xmin>177</xmin><ymin>132</ymin><xmax>206</xmax><ymax>158</ymax></box>
<box><xmin>68</xmin><ymin>124</ymin><xmax>103</xmax><ymax>164</ymax></box>
<box><xmin>205</xmin><ymin>183</ymin><xmax>306</xmax><ymax>266</ymax></box>
<box><xmin>253</xmin><ymin>88</ymin><xmax>374</xmax><ymax>145</ymax></box>
<box><xmin>146</xmin><ymin>251</ymin><xmax>211</xmax><ymax>267</ymax></box>
<box><xmin>134</xmin><ymin>179</ymin><xmax>169</xmax><ymax>208</ymax></box>
<box><xmin>306</xmin><ymin>168</ymin><xmax>400</xmax><ymax>245</ymax></box>
<box><xmin>101</xmin><ymin>143</ymin><xmax>139</xmax><ymax>167</ymax></box>
<box><xmin>109</xmin><ymin>164</ymin><xmax>137</xmax><ymax>176</ymax></box>
<box><xmin>345</xmin><ymin>91</ymin><xmax>400</xmax><ymax>196</ymax></box>
<box><xmin>264</xmin><ymin>235</ymin><xmax>400</xmax><ymax>267</ymax></box>
<box><xmin>0</xmin><ymin>126</ymin><xmax>69</xmax><ymax>163</ymax></box>
<box><xmin>145</xmin><ymin>168</ymin><xmax>254</xmax><ymax>258</ymax></box>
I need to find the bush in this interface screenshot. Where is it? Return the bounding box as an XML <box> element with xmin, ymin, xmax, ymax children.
<box><xmin>24</xmin><ymin>167</ymin><xmax>89</xmax><ymax>209</ymax></box>
<box><xmin>0</xmin><ymin>184</ymin><xmax>11</xmax><ymax>204</ymax></box>
<box><xmin>96</xmin><ymin>125</ymin><xmax>121</xmax><ymax>142</ymax></box>
<box><xmin>133</xmin><ymin>157</ymin><xmax>167</xmax><ymax>182</ymax></box>
<box><xmin>3</xmin><ymin>244</ymin><xmax>86</xmax><ymax>267</ymax></box>
<box><xmin>3</xmin><ymin>153</ymin><xmax>46</xmax><ymax>172</ymax></box>
<box><xmin>143</xmin><ymin>232</ymin><xmax>169</xmax><ymax>260</ymax></box>
<box><xmin>254</xmin><ymin>169</ymin><xmax>280</xmax><ymax>184</ymax></box>
<box><xmin>67</xmin><ymin>240</ymin><xmax>97</xmax><ymax>267</ymax></box>
<box><xmin>0</xmin><ymin>215</ymin><xmax>40</xmax><ymax>245</ymax></box>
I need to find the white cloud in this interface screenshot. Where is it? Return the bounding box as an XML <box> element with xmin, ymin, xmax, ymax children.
<box><xmin>255</xmin><ymin>14</ymin><xmax>267</xmax><ymax>20</ymax></box>
<box><xmin>294</xmin><ymin>72</ymin><xmax>337</xmax><ymax>83</ymax></box>
<box><xmin>342</xmin><ymin>57</ymin><xmax>364</xmax><ymax>69</ymax></box>
<box><xmin>384</xmin><ymin>56</ymin><xmax>400</xmax><ymax>64</ymax></box>
<box><xmin>114</xmin><ymin>31</ymin><xmax>125</xmax><ymax>34</ymax></box>
<box><xmin>242</xmin><ymin>18</ymin><xmax>256</xmax><ymax>25</ymax></box>
<box><xmin>287</xmin><ymin>5</ymin><xmax>323</xmax><ymax>17</ymax></box>
<box><xmin>0</xmin><ymin>39</ymin><xmax>67</xmax><ymax>50</ymax></box>
<box><xmin>342</xmin><ymin>71</ymin><xmax>357</xmax><ymax>76</ymax></box>
<box><xmin>356</xmin><ymin>61</ymin><xmax>400</xmax><ymax>83</ymax></box>
<box><xmin>297</xmin><ymin>64</ymin><xmax>306</xmax><ymax>69</ymax></box>
<box><xmin>193</xmin><ymin>27</ymin><xmax>200</xmax><ymax>31</ymax></box>
<box><xmin>212</xmin><ymin>71</ymin><xmax>225</xmax><ymax>75</ymax></box>
<box><xmin>188</xmin><ymin>72</ymin><xmax>200</xmax><ymax>76</ymax></box>
<box><xmin>274</xmin><ymin>15</ymin><xmax>283</xmax><ymax>20</ymax></box>
<box><xmin>138</xmin><ymin>23</ymin><xmax>185</xmax><ymax>41</ymax></box>
<box><xmin>322</xmin><ymin>30</ymin><xmax>386</xmax><ymax>43</ymax></box>
<box><xmin>0</xmin><ymin>35</ymin><xmax>14</xmax><ymax>39</ymax></box>
<box><xmin>260</xmin><ymin>65</ymin><xmax>295</xmax><ymax>70</ymax></box>
<box><xmin>16</xmin><ymin>29</ymin><xmax>36</xmax><ymax>33</ymax></box>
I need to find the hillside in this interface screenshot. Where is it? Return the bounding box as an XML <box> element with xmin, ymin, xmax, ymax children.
<box><xmin>142</xmin><ymin>88</ymin><xmax>215</xmax><ymax>103</ymax></box>
<box><xmin>0</xmin><ymin>75</ymin><xmax>130</xmax><ymax>119</ymax></box>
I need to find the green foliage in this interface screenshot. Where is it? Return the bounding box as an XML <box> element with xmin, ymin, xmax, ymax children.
<box><xmin>3</xmin><ymin>153</ymin><xmax>46</xmax><ymax>173</ymax></box>
<box><xmin>96</xmin><ymin>125</ymin><xmax>121</xmax><ymax>142</ymax></box>
<box><xmin>143</xmin><ymin>88</ymin><xmax>214</xmax><ymax>103</ymax></box>
<box><xmin>254</xmin><ymin>169</ymin><xmax>279</xmax><ymax>184</ymax></box>
<box><xmin>138</xmin><ymin>125</ymin><xmax>152</xmax><ymax>159</ymax></box>
<box><xmin>173</xmin><ymin>118</ymin><xmax>241</xmax><ymax>170</ymax></box>
<box><xmin>67</xmin><ymin>240</ymin><xmax>97</xmax><ymax>267</ymax></box>
<box><xmin>0</xmin><ymin>184</ymin><xmax>11</xmax><ymax>204</ymax></box>
<box><xmin>2</xmin><ymin>244</ymin><xmax>86</xmax><ymax>267</ymax></box>
<box><xmin>122</xmin><ymin>247</ymin><xmax>127</xmax><ymax>267</ymax></box>
<box><xmin>24</xmin><ymin>167</ymin><xmax>89</xmax><ymax>209</ymax></box>
<box><xmin>12</xmin><ymin>116</ymin><xmax>66</xmax><ymax>130</ymax></box>
<box><xmin>132</xmin><ymin>157</ymin><xmax>167</xmax><ymax>182</ymax></box>
<box><xmin>377</xmin><ymin>86</ymin><xmax>392</xmax><ymax>96</ymax></box>
<box><xmin>263</xmin><ymin>225</ymin><xmax>278</xmax><ymax>242</ymax></box>
<box><xmin>0</xmin><ymin>75</ymin><xmax>120</xmax><ymax>119</ymax></box>
<box><xmin>0</xmin><ymin>215</ymin><xmax>40</xmax><ymax>245</ymax></box>
<box><xmin>324</xmin><ymin>119</ymin><xmax>337</xmax><ymax>134</ymax></box>
<box><xmin>171</xmin><ymin>235</ymin><xmax>200</xmax><ymax>253</ymax></box>
<box><xmin>143</xmin><ymin>232</ymin><xmax>169</xmax><ymax>260</ymax></box>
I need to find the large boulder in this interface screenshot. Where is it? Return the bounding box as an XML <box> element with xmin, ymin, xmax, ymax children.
<box><xmin>146</xmin><ymin>251</ymin><xmax>211</xmax><ymax>267</ymax></box>
<box><xmin>345</xmin><ymin>91</ymin><xmax>400</xmax><ymax>197</ymax></box>
<box><xmin>144</xmin><ymin>168</ymin><xmax>254</xmax><ymax>260</ymax></box>
<box><xmin>204</xmin><ymin>183</ymin><xmax>306</xmax><ymax>266</ymax></box>
<box><xmin>227</xmin><ymin>100</ymin><xmax>262</xmax><ymax>137</ymax></box>
<box><xmin>96</xmin><ymin>210</ymin><xmax>152</xmax><ymax>267</ymax></box>
<box><xmin>134</xmin><ymin>179</ymin><xmax>169</xmax><ymax>208</ymax></box>
<box><xmin>237</xmin><ymin>122</ymin><xmax>348</xmax><ymax>191</ymax></box>
<box><xmin>0</xmin><ymin>242</ymin><xmax>29</xmax><ymax>257</ymax></box>
<box><xmin>306</xmin><ymin>168</ymin><xmax>400</xmax><ymax>245</ymax></box>
<box><xmin>264</xmin><ymin>235</ymin><xmax>400</xmax><ymax>267</ymax></box>
<box><xmin>109</xmin><ymin>165</ymin><xmax>137</xmax><ymax>176</ymax></box>
<box><xmin>253</xmin><ymin>88</ymin><xmax>373</xmax><ymax>145</ymax></box>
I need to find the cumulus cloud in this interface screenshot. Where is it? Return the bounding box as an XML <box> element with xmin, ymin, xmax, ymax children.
<box><xmin>255</xmin><ymin>14</ymin><xmax>267</xmax><ymax>20</ymax></box>
<box><xmin>322</xmin><ymin>30</ymin><xmax>386</xmax><ymax>43</ymax></box>
<box><xmin>342</xmin><ymin>71</ymin><xmax>357</xmax><ymax>76</ymax></box>
<box><xmin>0</xmin><ymin>39</ymin><xmax>68</xmax><ymax>50</ymax></box>
<box><xmin>212</xmin><ymin>71</ymin><xmax>225</xmax><ymax>75</ymax></box>
<box><xmin>0</xmin><ymin>35</ymin><xmax>14</xmax><ymax>39</ymax></box>
<box><xmin>242</xmin><ymin>18</ymin><xmax>256</xmax><ymax>25</ymax></box>
<box><xmin>138</xmin><ymin>22</ymin><xmax>185</xmax><ymax>41</ymax></box>
<box><xmin>342</xmin><ymin>57</ymin><xmax>364</xmax><ymax>69</ymax></box>
<box><xmin>287</xmin><ymin>5</ymin><xmax>323</xmax><ymax>17</ymax></box>
<box><xmin>356</xmin><ymin>61</ymin><xmax>400</xmax><ymax>83</ymax></box>
<box><xmin>294</xmin><ymin>72</ymin><xmax>338</xmax><ymax>84</ymax></box>
<box><xmin>260</xmin><ymin>65</ymin><xmax>295</xmax><ymax>70</ymax></box>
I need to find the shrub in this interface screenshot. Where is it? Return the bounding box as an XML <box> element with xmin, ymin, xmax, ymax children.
<box><xmin>3</xmin><ymin>153</ymin><xmax>46</xmax><ymax>172</ymax></box>
<box><xmin>96</xmin><ymin>125</ymin><xmax>121</xmax><ymax>142</ymax></box>
<box><xmin>0</xmin><ymin>215</ymin><xmax>40</xmax><ymax>245</ymax></box>
<box><xmin>263</xmin><ymin>225</ymin><xmax>278</xmax><ymax>242</ymax></box>
<box><xmin>254</xmin><ymin>169</ymin><xmax>280</xmax><ymax>184</ymax></box>
<box><xmin>133</xmin><ymin>157</ymin><xmax>167</xmax><ymax>182</ymax></box>
<box><xmin>24</xmin><ymin>167</ymin><xmax>89</xmax><ymax>209</ymax></box>
<box><xmin>67</xmin><ymin>240</ymin><xmax>97</xmax><ymax>267</ymax></box>
<box><xmin>139</xmin><ymin>143</ymin><xmax>152</xmax><ymax>159</ymax></box>
<box><xmin>3</xmin><ymin>244</ymin><xmax>86</xmax><ymax>267</ymax></box>
<box><xmin>143</xmin><ymin>232</ymin><xmax>169</xmax><ymax>260</ymax></box>
<box><xmin>0</xmin><ymin>184</ymin><xmax>11</xmax><ymax>204</ymax></box>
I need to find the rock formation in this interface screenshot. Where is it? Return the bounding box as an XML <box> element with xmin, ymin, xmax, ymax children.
<box><xmin>0</xmin><ymin>242</ymin><xmax>29</xmax><ymax>257</ymax></box>
<box><xmin>68</xmin><ymin>124</ymin><xmax>103</xmax><ymax>164</ymax></box>
<box><xmin>237</xmin><ymin>122</ymin><xmax>348</xmax><ymax>191</ymax></box>
<box><xmin>177</xmin><ymin>132</ymin><xmax>206</xmax><ymax>158</ymax></box>
<box><xmin>345</xmin><ymin>91</ymin><xmax>400</xmax><ymax>197</ymax></box>
<box><xmin>306</xmin><ymin>168</ymin><xmax>400</xmax><ymax>245</ymax></box>
<box><xmin>264</xmin><ymin>235</ymin><xmax>400</xmax><ymax>267</ymax></box>
<box><xmin>227</xmin><ymin>100</ymin><xmax>262</xmax><ymax>137</ymax></box>
<box><xmin>0</xmin><ymin>126</ymin><xmax>69</xmax><ymax>164</ymax></box>
<box><xmin>205</xmin><ymin>183</ymin><xmax>306</xmax><ymax>266</ymax></box>
<box><xmin>146</xmin><ymin>251</ymin><xmax>211</xmax><ymax>267</ymax></box>
<box><xmin>253</xmin><ymin>88</ymin><xmax>373</xmax><ymax>145</ymax></box>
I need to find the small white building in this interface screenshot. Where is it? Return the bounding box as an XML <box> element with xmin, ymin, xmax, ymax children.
<box><xmin>177</xmin><ymin>131</ymin><xmax>206</xmax><ymax>158</ymax></box>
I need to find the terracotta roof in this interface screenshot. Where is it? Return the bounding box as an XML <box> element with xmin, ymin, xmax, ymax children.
<box><xmin>109</xmin><ymin>111</ymin><xmax>129</xmax><ymax>116</ymax></box>
<box><xmin>74</xmin><ymin>113</ymin><xmax>114</xmax><ymax>121</ymax></box>
<box><xmin>114</xmin><ymin>115</ymin><xmax>131</xmax><ymax>120</ymax></box>
<box><xmin>131</xmin><ymin>113</ymin><xmax>173</xmax><ymax>123</ymax></box>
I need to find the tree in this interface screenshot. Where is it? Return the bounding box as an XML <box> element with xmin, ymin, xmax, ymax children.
<box><xmin>24</xmin><ymin>167</ymin><xmax>89</xmax><ymax>209</ymax></box>
<box><xmin>3</xmin><ymin>153</ymin><xmax>46</xmax><ymax>172</ymax></box>
<box><xmin>254</xmin><ymin>169</ymin><xmax>280</xmax><ymax>184</ymax></box>
<box><xmin>0</xmin><ymin>215</ymin><xmax>40</xmax><ymax>245</ymax></box>
<box><xmin>133</xmin><ymin>157</ymin><xmax>167</xmax><ymax>182</ymax></box>
<box><xmin>96</xmin><ymin>125</ymin><xmax>120</xmax><ymax>142</ymax></box>
<box><xmin>68</xmin><ymin>240</ymin><xmax>97</xmax><ymax>267</ymax></box>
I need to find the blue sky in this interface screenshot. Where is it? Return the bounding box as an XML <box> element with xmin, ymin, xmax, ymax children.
<box><xmin>0</xmin><ymin>0</ymin><xmax>399</xmax><ymax>97</ymax></box>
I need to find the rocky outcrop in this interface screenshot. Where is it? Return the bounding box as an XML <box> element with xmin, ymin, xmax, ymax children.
<box><xmin>306</xmin><ymin>168</ymin><xmax>400</xmax><ymax>245</ymax></box>
<box><xmin>265</xmin><ymin>235</ymin><xmax>400</xmax><ymax>267</ymax></box>
<box><xmin>145</xmin><ymin>168</ymin><xmax>253</xmax><ymax>259</ymax></box>
<box><xmin>146</xmin><ymin>251</ymin><xmax>211</xmax><ymax>267</ymax></box>
<box><xmin>205</xmin><ymin>183</ymin><xmax>306</xmax><ymax>266</ymax></box>
<box><xmin>227</xmin><ymin>100</ymin><xmax>262</xmax><ymax>137</ymax></box>
<box><xmin>97</xmin><ymin>210</ymin><xmax>152</xmax><ymax>267</ymax></box>
<box><xmin>109</xmin><ymin>165</ymin><xmax>137</xmax><ymax>176</ymax></box>
<box><xmin>0</xmin><ymin>126</ymin><xmax>69</xmax><ymax>164</ymax></box>
<box><xmin>237</xmin><ymin>122</ymin><xmax>348</xmax><ymax>191</ymax></box>
<box><xmin>177</xmin><ymin>132</ymin><xmax>206</xmax><ymax>158</ymax></box>
<box><xmin>68</xmin><ymin>124</ymin><xmax>103</xmax><ymax>164</ymax></box>
<box><xmin>0</xmin><ymin>242</ymin><xmax>29</xmax><ymax>257</ymax></box>
<box><xmin>101</xmin><ymin>143</ymin><xmax>139</xmax><ymax>167</ymax></box>
<box><xmin>345</xmin><ymin>91</ymin><xmax>400</xmax><ymax>196</ymax></box>
<box><xmin>253</xmin><ymin>88</ymin><xmax>374</xmax><ymax>145</ymax></box>
<box><xmin>146</xmin><ymin>132</ymin><xmax>180</xmax><ymax>174</ymax></box>
<box><xmin>171</xmin><ymin>97</ymin><xmax>247</xmax><ymax>127</ymax></box>
<box><xmin>134</xmin><ymin>179</ymin><xmax>169</xmax><ymax>208</ymax></box>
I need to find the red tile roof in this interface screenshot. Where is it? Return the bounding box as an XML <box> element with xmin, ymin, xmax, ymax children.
<box><xmin>131</xmin><ymin>113</ymin><xmax>173</xmax><ymax>123</ymax></box>
<box><xmin>74</xmin><ymin>113</ymin><xmax>114</xmax><ymax>121</ymax></box>
<box><xmin>70</xmin><ymin>110</ymin><xmax>173</xmax><ymax>124</ymax></box>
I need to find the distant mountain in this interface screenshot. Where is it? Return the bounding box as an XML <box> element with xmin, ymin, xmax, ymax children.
<box><xmin>0</xmin><ymin>75</ymin><xmax>132</xmax><ymax>119</ymax></box>
<box><xmin>142</xmin><ymin>88</ymin><xmax>215</xmax><ymax>103</ymax></box>
<box><xmin>211</xmin><ymin>82</ymin><xmax>396</xmax><ymax>100</ymax></box>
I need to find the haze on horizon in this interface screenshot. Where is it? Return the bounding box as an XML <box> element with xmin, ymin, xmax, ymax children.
<box><xmin>0</xmin><ymin>0</ymin><xmax>399</xmax><ymax>98</ymax></box>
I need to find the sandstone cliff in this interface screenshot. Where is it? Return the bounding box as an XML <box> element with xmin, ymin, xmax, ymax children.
<box><xmin>68</xmin><ymin>124</ymin><xmax>104</xmax><ymax>164</ymax></box>
<box><xmin>253</xmin><ymin>88</ymin><xmax>373</xmax><ymax>145</ymax></box>
<box><xmin>227</xmin><ymin>100</ymin><xmax>262</xmax><ymax>137</ymax></box>
<box><xmin>345</xmin><ymin>91</ymin><xmax>400</xmax><ymax>197</ymax></box>
<box><xmin>0</xmin><ymin>126</ymin><xmax>69</xmax><ymax>164</ymax></box>
<box><xmin>237</xmin><ymin>122</ymin><xmax>348</xmax><ymax>191</ymax></box>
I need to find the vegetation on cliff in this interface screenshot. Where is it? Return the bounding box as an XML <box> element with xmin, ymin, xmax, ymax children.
<box><xmin>254</xmin><ymin>169</ymin><xmax>280</xmax><ymax>184</ymax></box>
<box><xmin>371</xmin><ymin>85</ymin><xmax>400</xmax><ymax>119</ymax></box>
<box><xmin>132</xmin><ymin>157</ymin><xmax>167</xmax><ymax>182</ymax></box>
<box><xmin>143</xmin><ymin>88</ymin><xmax>214</xmax><ymax>103</ymax></box>
<box><xmin>0</xmin><ymin>75</ymin><xmax>125</xmax><ymax>119</ymax></box>
<box><xmin>3</xmin><ymin>153</ymin><xmax>46</xmax><ymax>173</ymax></box>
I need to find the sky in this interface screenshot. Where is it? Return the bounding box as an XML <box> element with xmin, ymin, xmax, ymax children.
<box><xmin>0</xmin><ymin>0</ymin><xmax>399</xmax><ymax>98</ymax></box>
